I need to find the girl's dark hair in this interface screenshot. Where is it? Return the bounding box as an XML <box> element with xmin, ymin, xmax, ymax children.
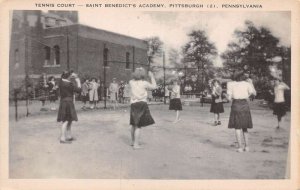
<box><xmin>232</xmin><ymin>70</ymin><xmax>244</xmax><ymax>81</ymax></box>
<box><xmin>61</xmin><ymin>71</ymin><xmax>71</xmax><ymax>79</ymax></box>
<box><xmin>212</xmin><ymin>79</ymin><xmax>220</xmax><ymax>85</ymax></box>
<box><xmin>48</xmin><ymin>76</ymin><xmax>54</xmax><ymax>81</ymax></box>
<box><xmin>274</xmin><ymin>77</ymin><xmax>281</xmax><ymax>82</ymax></box>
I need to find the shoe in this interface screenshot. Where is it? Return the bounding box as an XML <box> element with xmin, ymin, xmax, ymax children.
<box><xmin>244</xmin><ymin>147</ymin><xmax>250</xmax><ymax>152</ymax></box>
<box><xmin>173</xmin><ymin>119</ymin><xmax>180</xmax><ymax>123</ymax></box>
<box><xmin>133</xmin><ymin>145</ymin><xmax>143</xmax><ymax>150</ymax></box>
<box><xmin>236</xmin><ymin>148</ymin><xmax>244</xmax><ymax>153</ymax></box>
<box><xmin>66</xmin><ymin>137</ymin><xmax>76</xmax><ymax>141</ymax></box>
<box><xmin>213</xmin><ymin>121</ymin><xmax>218</xmax><ymax>126</ymax></box>
<box><xmin>217</xmin><ymin>121</ymin><xmax>221</xmax><ymax>125</ymax></box>
<box><xmin>60</xmin><ymin>140</ymin><xmax>72</xmax><ymax>144</ymax></box>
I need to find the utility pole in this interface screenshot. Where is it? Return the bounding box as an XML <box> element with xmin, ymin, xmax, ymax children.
<box><xmin>201</xmin><ymin>62</ymin><xmax>204</xmax><ymax>107</ymax></box>
<box><xmin>281</xmin><ymin>49</ymin><xmax>285</xmax><ymax>82</ymax></box>
<box><xmin>163</xmin><ymin>51</ymin><xmax>166</xmax><ymax>104</ymax></box>
<box><xmin>66</xmin><ymin>26</ymin><xmax>70</xmax><ymax>70</ymax></box>
<box><xmin>24</xmin><ymin>26</ymin><xmax>30</xmax><ymax>117</ymax></box>
<box><xmin>103</xmin><ymin>44</ymin><xmax>107</xmax><ymax>109</ymax></box>
<box><xmin>132</xmin><ymin>46</ymin><xmax>135</xmax><ymax>72</ymax></box>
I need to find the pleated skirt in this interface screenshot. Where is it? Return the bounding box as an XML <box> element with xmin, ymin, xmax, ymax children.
<box><xmin>57</xmin><ymin>99</ymin><xmax>78</xmax><ymax>122</ymax></box>
<box><xmin>228</xmin><ymin>99</ymin><xmax>252</xmax><ymax>129</ymax></box>
<box><xmin>130</xmin><ymin>101</ymin><xmax>155</xmax><ymax>128</ymax></box>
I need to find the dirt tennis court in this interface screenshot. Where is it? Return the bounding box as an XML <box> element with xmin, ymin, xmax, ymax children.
<box><xmin>9</xmin><ymin>101</ymin><xmax>290</xmax><ymax>179</ymax></box>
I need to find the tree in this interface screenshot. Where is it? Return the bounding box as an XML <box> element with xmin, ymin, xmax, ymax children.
<box><xmin>221</xmin><ymin>21</ymin><xmax>281</xmax><ymax>77</ymax></box>
<box><xmin>168</xmin><ymin>48</ymin><xmax>182</xmax><ymax>68</ymax></box>
<box><xmin>221</xmin><ymin>20</ymin><xmax>291</xmax><ymax>99</ymax></box>
<box><xmin>182</xmin><ymin>30</ymin><xmax>217</xmax><ymax>91</ymax></box>
<box><xmin>144</xmin><ymin>36</ymin><xmax>163</xmax><ymax>64</ymax></box>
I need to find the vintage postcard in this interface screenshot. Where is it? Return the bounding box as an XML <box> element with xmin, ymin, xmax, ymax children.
<box><xmin>0</xmin><ymin>0</ymin><xmax>299</xmax><ymax>189</ymax></box>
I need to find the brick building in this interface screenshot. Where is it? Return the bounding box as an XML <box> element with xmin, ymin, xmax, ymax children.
<box><xmin>10</xmin><ymin>10</ymin><xmax>149</xmax><ymax>91</ymax></box>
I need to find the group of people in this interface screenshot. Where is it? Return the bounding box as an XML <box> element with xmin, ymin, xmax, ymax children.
<box><xmin>55</xmin><ymin>67</ymin><xmax>290</xmax><ymax>153</ymax></box>
<box><xmin>37</xmin><ymin>74</ymin><xmax>134</xmax><ymax>111</ymax></box>
<box><xmin>80</xmin><ymin>77</ymin><xmax>132</xmax><ymax>110</ymax></box>
<box><xmin>38</xmin><ymin>73</ymin><xmax>59</xmax><ymax>111</ymax></box>
<box><xmin>208</xmin><ymin>71</ymin><xmax>290</xmax><ymax>152</ymax></box>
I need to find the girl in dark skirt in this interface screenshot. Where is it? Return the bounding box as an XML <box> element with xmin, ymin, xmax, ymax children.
<box><xmin>272</xmin><ymin>78</ymin><xmax>290</xmax><ymax>129</ymax></box>
<box><xmin>129</xmin><ymin>68</ymin><xmax>157</xmax><ymax>149</ymax></box>
<box><xmin>210</xmin><ymin>79</ymin><xmax>224</xmax><ymax>126</ymax></box>
<box><xmin>169</xmin><ymin>79</ymin><xmax>182</xmax><ymax>123</ymax></box>
<box><xmin>57</xmin><ymin>71</ymin><xmax>81</xmax><ymax>144</ymax></box>
<box><xmin>227</xmin><ymin>71</ymin><xmax>256</xmax><ymax>152</ymax></box>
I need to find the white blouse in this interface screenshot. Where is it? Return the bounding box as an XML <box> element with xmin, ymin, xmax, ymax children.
<box><xmin>129</xmin><ymin>80</ymin><xmax>156</xmax><ymax>104</ymax></box>
<box><xmin>227</xmin><ymin>81</ymin><xmax>256</xmax><ymax>100</ymax></box>
<box><xmin>171</xmin><ymin>85</ymin><xmax>180</xmax><ymax>99</ymax></box>
<box><xmin>274</xmin><ymin>83</ymin><xmax>290</xmax><ymax>103</ymax></box>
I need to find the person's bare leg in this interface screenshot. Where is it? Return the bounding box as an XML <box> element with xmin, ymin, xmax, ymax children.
<box><xmin>173</xmin><ymin>111</ymin><xmax>180</xmax><ymax>123</ymax></box>
<box><xmin>217</xmin><ymin>113</ymin><xmax>221</xmax><ymax>125</ymax></box>
<box><xmin>176</xmin><ymin>110</ymin><xmax>180</xmax><ymax>121</ymax></box>
<box><xmin>235</xmin><ymin>129</ymin><xmax>243</xmax><ymax>152</ymax></box>
<box><xmin>66</xmin><ymin>121</ymin><xmax>73</xmax><ymax>140</ymax></box>
<box><xmin>214</xmin><ymin>114</ymin><xmax>218</xmax><ymax>125</ymax></box>
<box><xmin>133</xmin><ymin>128</ymin><xmax>142</xmax><ymax>149</ymax></box>
<box><xmin>277</xmin><ymin>115</ymin><xmax>282</xmax><ymax>129</ymax></box>
<box><xmin>243</xmin><ymin>130</ymin><xmax>250</xmax><ymax>152</ymax></box>
<box><xmin>131</xmin><ymin>126</ymin><xmax>135</xmax><ymax>146</ymax></box>
<box><xmin>60</xmin><ymin>121</ymin><xmax>68</xmax><ymax>142</ymax></box>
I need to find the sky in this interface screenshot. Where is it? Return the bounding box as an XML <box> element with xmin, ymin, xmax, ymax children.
<box><xmin>79</xmin><ymin>11</ymin><xmax>291</xmax><ymax>66</ymax></box>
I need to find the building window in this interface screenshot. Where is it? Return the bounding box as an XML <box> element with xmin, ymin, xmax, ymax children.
<box><xmin>103</xmin><ymin>48</ymin><xmax>108</xmax><ymax>67</ymax></box>
<box><xmin>44</xmin><ymin>46</ymin><xmax>51</xmax><ymax>65</ymax></box>
<box><xmin>54</xmin><ymin>45</ymin><xmax>60</xmax><ymax>65</ymax></box>
<box><xmin>14</xmin><ymin>49</ymin><xmax>19</xmax><ymax>64</ymax></box>
<box><xmin>126</xmin><ymin>52</ymin><xmax>130</xmax><ymax>69</ymax></box>
<box><xmin>14</xmin><ymin>49</ymin><xmax>20</xmax><ymax>69</ymax></box>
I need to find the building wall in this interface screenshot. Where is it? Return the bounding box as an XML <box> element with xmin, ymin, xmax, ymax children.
<box><xmin>76</xmin><ymin>35</ymin><xmax>148</xmax><ymax>85</ymax></box>
<box><xmin>10</xmin><ymin>10</ymin><xmax>149</xmax><ymax>88</ymax></box>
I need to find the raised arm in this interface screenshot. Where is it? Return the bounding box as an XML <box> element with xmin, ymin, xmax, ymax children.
<box><xmin>147</xmin><ymin>71</ymin><xmax>157</xmax><ymax>90</ymax></box>
<box><xmin>73</xmin><ymin>77</ymin><xmax>82</xmax><ymax>93</ymax></box>
<box><xmin>282</xmin><ymin>82</ymin><xmax>290</xmax><ymax>90</ymax></box>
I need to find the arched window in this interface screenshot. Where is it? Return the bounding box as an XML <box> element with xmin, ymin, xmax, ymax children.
<box><xmin>14</xmin><ymin>49</ymin><xmax>19</xmax><ymax>64</ymax></box>
<box><xmin>54</xmin><ymin>45</ymin><xmax>60</xmax><ymax>65</ymax></box>
<box><xmin>103</xmin><ymin>48</ymin><xmax>108</xmax><ymax>67</ymax></box>
<box><xmin>126</xmin><ymin>52</ymin><xmax>130</xmax><ymax>69</ymax></box>
<box><xmin>44</xmin><ymin>46</ymin><xmax>51</xmax><ymax>65</ymax></box>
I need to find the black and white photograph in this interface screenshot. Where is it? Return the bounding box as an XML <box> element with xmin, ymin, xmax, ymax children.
<box><xmin>1</xmin><ymin>0</ymin><xmax>300</xmax><ymax>189</ymax></box>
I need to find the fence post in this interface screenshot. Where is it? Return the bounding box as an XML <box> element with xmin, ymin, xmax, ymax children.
<box><xmin>24</xmin><ymin>32</ymin><xmax>30</xmax><ymax>117</ymax></box>
<box><xmin>14</xmin><ymin>89</ymin><xmax>18</xmax><ymax>121</ymax></box>
<box><xmin>25</xmin><ymin>76</ymin><xmax>30</xmax><ymax>117</ymax></box>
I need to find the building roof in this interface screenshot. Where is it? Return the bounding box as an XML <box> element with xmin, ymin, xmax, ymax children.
<box><xmin>76</xmin><ymin>24</ymin><xmax>148</xmax><ymax>50</ymax></box>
